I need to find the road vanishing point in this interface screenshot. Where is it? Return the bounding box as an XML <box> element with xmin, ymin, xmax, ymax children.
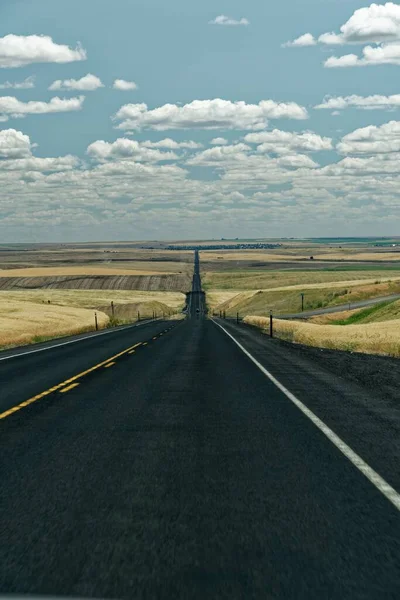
<box><xmin>0</xmin><ymin>250</ymin><xmax>399</xmax><ymax>599</ymax></box>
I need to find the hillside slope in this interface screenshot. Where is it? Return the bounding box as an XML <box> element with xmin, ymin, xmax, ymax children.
<box><xmin>0</xmin><ymin>274</ymin><xmax>191</xmax><ymax>292</ymax></box>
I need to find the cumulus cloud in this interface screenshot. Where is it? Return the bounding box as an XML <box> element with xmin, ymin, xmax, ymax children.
<box><xmin>325</xmin><ymin>42</ymin><xmax>400</xmax><ymax>67</ymax></box>
<box><xmin>0</xmin><ymin>76</ymin><xmax>35</xmax><ymax>89</ymax></box>
<box><xmin>244</xmin><ymin>130</ymin><xmax>333</xmax><ymax>153</ymax></box>
<box><xmin>285</xmin><ymin>3</ymin><xmax>400</xmax><ymax>67</ymax></box>
<box><xmin>113</xmin><ymin>79</ymin><xmax>138</xmax><ymax>91</ymax></box>
<box><xmin>187</xmin><ymin>143</ymin><xmax>251</xmax><ymax>166</ymax></box>
<box><xmin>49</xmin><ymin>73</ymin><xmax>103</xmax><ymax>91</ymax></box>
<box><xmin>210</xmin><ymin>137</ymin><xmax>228</xmax><ymax>145</ymax></box>
<box><xmin>315</xmin><ymin>93</ymin><xmax>400</xmax><ymax>110</ymax></box>
<box><xmin>113</xmin><ymin>99</ymin><xmax>308</xmax><ymax>131</ymax></box>
<box><xmin>0</xmin><ymin>34</ymin><xmax>86</xmax><ymax>68</ymax></box>
<box><xmin>86</xmin><ymin>138</ymin><xmax>178</xmax><ymax>162</ymax></box>
<box><xmin>282</xmin><ymin>33</ymin><xmax>316</xmax><ymax>47</ymax></box>
<box><xmin>0</xmin><ymin>128</ymin><xmax>33</xmax><ymax>158</ymax></box>
<box><xmin>0</xmin><ymin>96</ymin><xmax>85</xmax><ymax>120</ymax></box>
<box><xmin>337</xmin><ymin>120</ymin><xmax>400</xmax><ymax>154</ymax></box>
<box><xmin>0</xmin><ymin>155</ymin><xmax>79</xmax><ymax>172</ymax></box>
<box><xmin>286</xmin><ymin>3</ymin><xmax>400</xmax><ymax>47</ymax></box>
<box><xmin>141</xmin><ymin>138</ymin><xmax>202</xmax><ymax>149</ymax></box>
<box><xmin>209</xmin><ymin>15</ymin><xmax>249</xmax><ymax>26</ymax></box>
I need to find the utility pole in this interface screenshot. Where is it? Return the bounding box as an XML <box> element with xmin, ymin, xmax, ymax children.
<box><xmin>301</xmin><ymin>293</ymin><xmax>305</xmax><ymax>312</ymax></box>
<box><xmin>94</xmin><ymin>312</ymin><xmax>98</xmax><ymax>331</ymax></box>
<box><xmin>269</xmin><ymin>310</ymin><xmax>273</xmax><ymax>338</ymax></box>
<box><xmin>111</xmin><ymin>301</ymin><xmax>115</xmax><ymax>318</ymax></box>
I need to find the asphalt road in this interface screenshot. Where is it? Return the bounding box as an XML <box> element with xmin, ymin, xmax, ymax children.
<box><xmin>0</xmin><ymin>252</ymin><xmax>399</xmax><ymax>599</ymax></box>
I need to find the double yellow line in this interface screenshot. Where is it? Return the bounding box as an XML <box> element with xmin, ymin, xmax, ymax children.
<box><xmin>0</xmin><ymin>342</ymin><xmax>143</xmax><ymax>422</ymax></box>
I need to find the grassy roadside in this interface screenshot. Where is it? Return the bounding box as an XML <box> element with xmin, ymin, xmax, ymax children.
<box><xmin>243</xmin><ymin>315</ymin><xmax>400</xmax><ymax>358</ymax></box>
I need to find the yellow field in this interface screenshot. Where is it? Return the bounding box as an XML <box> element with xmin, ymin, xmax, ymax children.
<box><xmin>0</xmin><ymin>299</ymin><xmax>109</xmax><ymax>348</ymax></box>
<box><xmin>206</xmin><ymin>290</ymin><xmax>246</xmax><ymax>309</ymax></box>
<box><xmin>244</xmin><ymin>315</ymin><xmax>400</xmax><ymax>357</ymax></box>
<box><xmin>202</xmin><ymin>250</ymin><xmax>400</xmax><ymax>262</ymax></box>
<box><xmin>203</xmin><ymin>269</ymin><xmax>400</xmax><ymax>291</ymax></box>
<box><xmin>0</xmin><ymin>289</ymin><xmax>186</xmax><ymax>310</ymax></box>
<box><xmin>0</xmin><ymin>266</ymin><xmax>181</xmax><ymax>277</ymax></box>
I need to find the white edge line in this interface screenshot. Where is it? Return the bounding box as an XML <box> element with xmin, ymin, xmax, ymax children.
<box><xmin>211</xmin><ymin>318</ymin><xmax>400</xmax><ymax>513</ymax></box>
<box><xmin>0</xmin><ymin>319</ymin><xmax>159</xmax><ymax>363</ymax></box>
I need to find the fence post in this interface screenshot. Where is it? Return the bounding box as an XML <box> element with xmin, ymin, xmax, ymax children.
<box><xmin>111</xmin><ymin>301</ymin><xmax>115</xmax><ymax>318</ymax></box>
<box><xmin>95</xmin><ymin>312</ymin><xmax>98</xmax><ymax>331</ymax></box>
<box><xmin>223</xmin><ymin>310</ymin><xmax>226</xmax><ymax>319</ymax></box>
<box><xmin>237</xmin><ymin>312</ymin><xmax>239</xmax><ymax>324</ymax></box>
<box><xmin>270</xmin><ymin>311</ymin><xmax>273</xmax><ymax>339</ymax></box>
<box><xmin>137</xmin><ymin>311</ymin><xmax>140</xmax><ymax>322</ymax></box>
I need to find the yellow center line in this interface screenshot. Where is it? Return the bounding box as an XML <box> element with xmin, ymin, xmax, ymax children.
<box><xmin>0</xmin><ymin>339</ymin><xmax>145</xmax><ymax>422</ymax></box>
<box><xmin>60</xmin><ymin>383</ymin><xmax>80</xmax><ymax>393</ymax></box>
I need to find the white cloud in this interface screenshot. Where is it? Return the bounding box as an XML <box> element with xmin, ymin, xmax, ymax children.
<box><xmin>285</xmin><ymin>3</ymin><xmax>400</xmax><ymax>67</ymax></box>
<box><xmin>315</xmin><ymin>93</ymin><xmax>400</xmax><ymax>110</ymax></box>
<box><xmin>209</xmin><ymin>15</ymin><xmax>250</xmax><ymax>26</ymax></box>
<box><xmin>287</xmin><ymin>3</ymin><xmax>400</xmax><ymax>47</ymax></box>
<box><xmin>282</xmin><ymin>33</ymin><xmax>317</xmax><ymax>47</ymax></box>
<box><xmin>0</xmin><ymin>96</ymin><xmax>85</xmax><ymax>120</ymax></box>
<box><xmin>86</xmin><ymin>138</ymin><xmax>178</xmax><ymax>162</ymax></box>
<box><xmin>49</xmin><ymin>73</ymin><xmax>103</xmax><ymax>91</ymax></box>
<box><xmin>244</xmin><ymin>129</ymin><xmax>333</xmax><ymax>153</ymax></box>
<box><xmin>0</xmin><ymin>129</ymin><xmax>33</xmax><ymax>158</ymax></box>
<box><xmin>327</xmin><ymin>2</ymin><xmax>400</xmax><ymax>45</ymax></box>
<box><xmin>337</xmin><ymin>120</ymin><xmax>400</xmax><ymax>154</ymax></box>
<box><xmin>0</xmin><ymin>34</ymin><xmax>86</xmax><ymax>68</ymax></box>
<box><xmin>211</xmin><ymin>137</ymin><xmax>228</xmax><ymax>145</ymax></box>
<box><xmin>0</xmin><ymin>155</ymin><xmax>79</xmax><ymax>172</ymax></box>
<box><xmin>0</xmin><ymin>76</ymin><xmax>35</xmax><ymax>90</ymax></box>
<box><xmin>114</xmin><ymin>99</ymin><xmax>308</xmax><ymax>131</ymax></box>
<box><xmin>325</xmin><ymin>42</ymin><xmax>400</xmax><ymax>67</ymax></box>
<box><xmin>113</xmin><ymin>79</ymin><xmax>138</xmax><ymax>91</ymax></box>
<box><xmin>277</xmin><ymin>154</ymin><xmax>319</xmax><ymax>169</ymax></box>
<box><xmin>187</xmin><ymin>143</ymin><xmax>251</xmax><ymax>166</ymax></box>
<box><xmin>141</xmin><ymin>138</ymin><xmax>202</xmax><ymax>149</ymax></box>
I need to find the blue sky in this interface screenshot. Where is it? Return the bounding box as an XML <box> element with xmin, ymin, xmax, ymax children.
<box><xmin>0</xmin><ymin>0</ymin><xmax>400</xmax><ymax>241</ymax></box>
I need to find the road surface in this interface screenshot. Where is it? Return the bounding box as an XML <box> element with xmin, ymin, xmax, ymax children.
<box><xmin>0</xmin><ymin>252</ymin><xmax>399</xmax><ymax>599</ymax></box>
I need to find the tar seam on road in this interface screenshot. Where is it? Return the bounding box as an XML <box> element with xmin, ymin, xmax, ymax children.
<box><xmin>0</xmin><ymin>319</ymin><xmax>157</xmax><ymax>364</ymax></box>
<box><xmin>212</xmin><ymin>318</ymin><xmax>400</xmax><ymax>513</ymax></box>
<box><xmin>0</xmin><ymin>338</ymin><xmax>151</xmax><ymax>421</ymax></box>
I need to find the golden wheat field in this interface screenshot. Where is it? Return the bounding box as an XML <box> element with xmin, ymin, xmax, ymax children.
<box><xmin>244</xmin><ymin>315</ymin><xmax>400</xmax><ymax>357</ymax></box>
<box><xmin>0</xmin><ymin>266</ymin><xmax>178</xmax><ymax>277</ymax></box>
<box><xmin>0</xmin><ymin>289</ymin><xmax>186</xmax><ymax>310</ymax></box>
<box><xmin>0</xmin><ymin>299</ymin><xmax>109</xmax><ymax>348</ymax></box>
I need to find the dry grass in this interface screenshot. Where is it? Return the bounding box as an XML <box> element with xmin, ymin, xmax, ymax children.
<box><xmin>206</xmin><ymin>290</ymin><xmax>246</xmax><ymax>309</ymax></box>
<box><xmin>203</xmin><ymin>270</ymin><xmax>400</xmax><ymax>291</ymax></box>
<box><xmin>202</xmin><ymin>249</ymin><xmax>400</xmax><ymax>262</ymax></box>
<box><xmin>0</xmin><ymin>266</ymin><xmax>179</xmax><ymax>277</ymax></box>
<box><xmin>0</xmin><ymin>299</ymin><xmax>109</xmax><ymax>348</ymax></box>
<box><xmin>212</xmin><ymin>280</ymin><xmax>400</xmax><ymax>317</ymax></box>
<box><xmin>244</xmin><ymin>315</ymin><xmax>400</xmax><ymax>357</ymax></box>
<box><xmin>310</xmin><ymin>300</ymin><xmax>400</xmax><ymax>325</ymax></box>
<box><xmin>0</xmin><ymin>289</ymin><xmax>185</xmax><ymax>310</ymax></box>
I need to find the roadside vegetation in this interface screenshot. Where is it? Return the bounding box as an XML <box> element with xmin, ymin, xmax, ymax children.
<box><xmin>211</xmin><ymin>280</ymin><xmax>400</xmax><ymax>317</ymax></box>
<box><xmin>0</xmin><ymin>289</ymin><xmax>185</xmax><ymax>349</ymax></box>
<box><xmin>203</xmin><ymin>269</ymin><xmax>400</xmax><ymax>291</ymax></box>
<box><xmin>243</xmin><ymin>315</ymin><xmax>400</xmax><ymax>358</ymax></box>
<box><xmin>0</xmin><ymin>299</ymin><xmax>109</xmax><ymax>349</ymax></box>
